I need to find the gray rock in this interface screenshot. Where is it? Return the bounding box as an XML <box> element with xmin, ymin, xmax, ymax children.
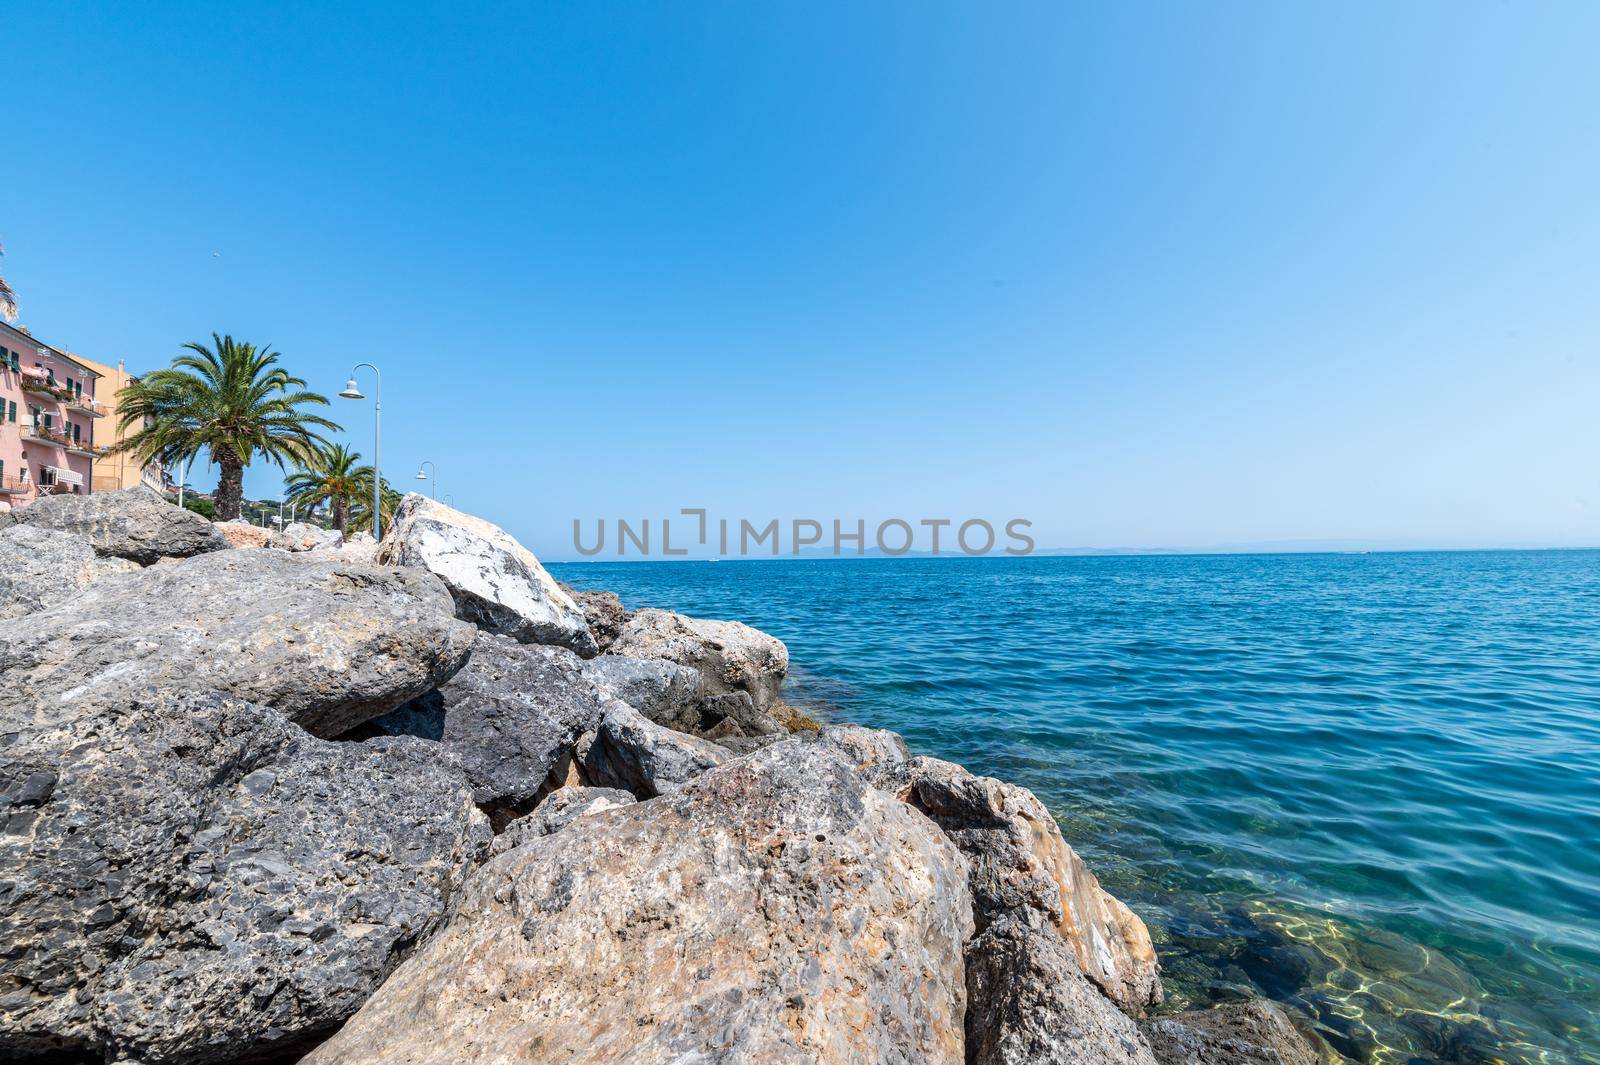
<box><xmin>0</xmin><ymin>524</ymin><xmax>140</xmax><ymax>619</ymax></box>
<box><xmin>270</xmin><ymin>521</ymin><xmax>343</xmax><ymax>552</ymax></box>
<box><xmin>889</xmin><ymin>755</ymin><xmax>1162</xmax><ymax>1015</ymax></box>
<box><xmin>816</xmin><ymin>723</ymin><xmax>913</xmax><ymax>784</ymax></box>
<box><xmin>607</xmin><ymin>607</ymin><xmax>788</xmax><ymax>711</ymax></box>
<box><xmin>711</xmin><ymin>733</ymin><xmax>785</xmax><ymax>755</ymax></box>
<box><xmin>364</xmin><ymin>636</ymin><xmax>605</xmax><ymax>822</ymax></box>
<box><xmin>12</xmin><ymin>486</ymin><xmax>228</xmax><ymax>564</ymax></box>
<box><xmin>580</xmin><ymin>653</ymin><xmax>708</xmax><ymax>732</ymax></box>
<box><xmin>301</xmin><ymin>742</ymin><xmax>973</xmax><ymax>1065</ymax></box>
<box><xmin>0</xmin><ymin>549</ymin><xmax>477</xmax><ymax>738</ymax></box>
<box><xmin>967</xmin><ymin>913</ymin><xmax>1161</xmax><ymax>1065</ymax></box>
<box><xmin>381</xmin><ymin>494</ymin><xmax>596</xmax><ymax>657</ymax></box>
<box><xmin>703</xmin><ymin>689</ymin><xmax>786</xmax><ymax>736</ymax></box>
<box><xmin>491</xmin><ymin>786</ymin><xmax>635</xmax><ymax>855</ymax></box>
<box><xmin>1141</xmin><ymin>1001</ymin><xmax>1322</xmax><ymax>1065</ymax></box>
<box><xmin>0</xmin><ymin>689</ymin><xmax>490</xmax><ymax>1065</ymax></box>
<box><xmin>558</xmin><ymin>582</ymin><xmax>628</xmax><ymax>651</ymax></box>
<box><xmin>578</xmin><ymin>699</ymin><xmax>730</xmax><ymax>798</ymax></box>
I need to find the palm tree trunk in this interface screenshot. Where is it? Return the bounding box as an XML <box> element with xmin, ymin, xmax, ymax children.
<box><xmin>215</xmin><ymin>453</ymin><xmax>245</xmax><ymax>522</ymax></box>
<box><xmin>334</xmin><ymin>497</ymin><xmax>348</xmax><ymax>539</ymax></box>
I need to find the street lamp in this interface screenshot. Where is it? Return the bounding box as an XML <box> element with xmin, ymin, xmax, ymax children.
<box><xmin>339</xmin><ymin>363</ymin><xmax>382</xmax><ymax>540</ymax></box>
<box><xmin>415</xmin><ymin>461</ymin><xmax>436</xmax><ymax>499</ymax></box>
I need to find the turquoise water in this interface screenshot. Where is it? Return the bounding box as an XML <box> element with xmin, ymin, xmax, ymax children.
<box><xmin>553</xmin><ymin>551</ymin><xmax>1600</xmax><ymax>1064</ymax></box>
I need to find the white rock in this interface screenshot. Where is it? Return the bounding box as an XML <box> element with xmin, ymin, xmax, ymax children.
<box><xmin>381</xmin><ymin>494</ymin><xmax>597</xmax><ymax>656</ymax></box>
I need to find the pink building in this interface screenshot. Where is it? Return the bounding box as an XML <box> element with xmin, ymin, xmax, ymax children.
<box><xmin>0</xmin><ymin>321</ymin><xmax>106</xmax><ymax>509</ymax></box>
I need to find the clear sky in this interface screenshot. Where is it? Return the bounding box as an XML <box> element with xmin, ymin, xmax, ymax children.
<box><xmin>7</xmin><ymin>2</ymin><xmax>1598</xmax><ymax>558</ymax></box>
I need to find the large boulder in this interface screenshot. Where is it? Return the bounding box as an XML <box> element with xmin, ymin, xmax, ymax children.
<box><xmin>890</xmin><ymin>755</ymin><xmax>1162</xmax><ymax>1015</ymax></box>
<box><xmin>557</xmin><ymin>582</ymin><xmax>628</xmax><ymax>651</ymax></box>
<box><xmin>490</xmin><ymin>785</ymin><xmax>636</xmax><ymax>855</ymax></box>
<box><xmin>578</xmin><ymin>700</ymin><xmax>730</xmax><ymax>797</ymax></box>
<box><xmin>361</xmin><ymin>636</ymin><xmax>605</xmax><ymax>823</ymax></box>
<box><xmin>0</xmin><ymin>690</ymin><xmax>490</xmax><ymax>1065</ymax></box>
<box><xmin>301</xmin><ymin>742</ymin><xmax>973</xmax><ymax>1065</ymax></box>
<box><xmin>381</xmin><ymin>494</ymin><xmax>596</xmax><ymax>657</ymax></box>
<box><xmin>607</xmin><ymin>607</ymin><xmax>789</xmax><ymax>711</ymax></box>
<box><xmin>0</xmin><ymin>549</ymin><xmax>476</xmax><ymax>738</ymax></box>
<box><xmin>580</xmin><ymin>653</ymin><xmax>708</xmax><ymax>732</ymax></box>
<box><xmin>0</xmin><ymin>525</ymin><xmax>140</xmax><ymax>620</ymax></box>
<box><xmin>1141</xmin><ymin>1001</ymin><xmax>1322</xmax><ymax>1065</ymax></box>
<box><xmin>12</xmin><ymin>486</ymin><xmax>228</xmax><ymax>564</ymax></box>
<box><xmin>967</xmin><ymin>914</ymin><xmax>1161</xmax><ymax>1065</ymax></box>
<box><xmin>212</xmin><ymin>520</ymin><xmax>270</xmax><ymax>549</ymax></box>
<box><xmin>270</xmin><ymin>521</ymin><xmax>342</xmax><ymax>552</ymax></box>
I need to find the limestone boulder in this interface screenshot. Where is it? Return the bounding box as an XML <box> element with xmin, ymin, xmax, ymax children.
<box><xmin>607</xmin><ymin>607</ymin><xmax>788</xmax><ymax>711</ymax></box>
<box><xmin>558</xmin><ymin>582</ymin><xmax>628</xmax><ymax>651</ymax></box>
<box><xmin>490</xmin><ymin>786</ymin><xmax>635</xmax><ymax>855</ymax></box>
<box><xmin>578</xmin><ymin>699</ymin><xmax>729</xmax><ymax>798</ymax></box>
<box><xmin>1141</xmin><ymin>1001</ymin><xmax>1322</xmax><ymax>1065</ymax></box>
<box><xmin>12</xmin><ymin>486</ymin><xmax>228</xmax><ymax>564</ymax></box>
<box><xmin>967</xmin><ymin>913</ymin><xmax>1161</xmax><ymax>1065</ymax></box>
<box><xmin>213</xmin><ymin>520</ymin><xmax>270</xmax><ymax>549</ymax></box>
<box><xmin>0</xmin><ymin>690</ymin><xmax>489</xmax><ymax>1065</ymax></box>
<box><xmin>381</xmin><ymin>494</ymin><xmax>596</xmax><ymax>656</ymax></box>
<box><xmin>301</xmin><ymin>742</ymin><xmax>973</xmax><ymax>1065</ymax></box>
<box><xmin>362</xmin><ymin>636</ymin><xmax>605</xmax><ymax>823</ymax></box>
<box><xmin>580</xmin><ymin>653</ymin><xmax>708</xmax><ymax>732</ymax></box>
<box><xmin>0</xmin><ymin>525</ymin><xmax>140</xmax><ymax>620</ymax></box>
<box><xmin>0</xmin><ymin>549</ymin><xmax>476</xmax><ymax>738</ymax></box>
<box><xmin>270</xmin><ymin>521</ymin><xmax>342</xmax><ymax>552</ymax></box>
<box><xmin>890</xmin><ymin>755</ymin><xmax>1162</xmax><ymax>1015</ymax></box>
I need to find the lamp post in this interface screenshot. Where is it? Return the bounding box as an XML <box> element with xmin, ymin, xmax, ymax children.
<box><xmin>339</xmin><ymin>364</ymin><xmax>382</xmax><ymax>540</ymax></box>
<box><xmin>415</xmin><ymin>461</ymin><xmax>436</xmax><ymax>499</ymax></box>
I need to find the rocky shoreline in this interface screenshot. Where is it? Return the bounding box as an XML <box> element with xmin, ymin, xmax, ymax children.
<box><xmin>0</xmin><ymin>488</ymin><xmax>1323</xmax><ymax>1064</ymax></box>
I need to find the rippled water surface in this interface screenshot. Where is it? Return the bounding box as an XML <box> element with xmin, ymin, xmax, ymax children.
<box><xmin>552</xmin><ymin>552</ymin><xmax>1600</xmax><ymax>1064</ymax></box>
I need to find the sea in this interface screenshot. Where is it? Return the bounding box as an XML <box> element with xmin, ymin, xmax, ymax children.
<box><xmin>551</xmin><ymin>551</ymin><xmax>1600</xmax><ymax>1065</ymax></box>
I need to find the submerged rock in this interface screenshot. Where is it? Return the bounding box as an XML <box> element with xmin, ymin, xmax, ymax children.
<box><xmin>0</xmin><ymin>690</ymin><xmax>489</xmax><ymax>1065</ymax></box>
<box><xmin>0</xmin><ymin>525</ymin><xmax>139</xmax><ymax>619</ymax></box>
<box><xmin>1141</xmin><ymin>1000</ymin><xmax>1322</xmax><ymax>1065</ymax></box>
<box><xmin>0</xmin><ymin>549</ymin><xmax>476</xmax><ymax>738</ymax></box>
<box><xmin>301</xmin><ymin>742</ymin><xmax>973</xmax><ymax>1065</ymax></box>
<box><xmin>365</xmin><ymin>636</ymin><xmax>604</xmax><ymax>821</ymax></box>
<box><xmin>382</xmin><ymin>493</ymin><xmax>596</xmax><ymax>656</ymax></box>
<box><xmin>608</xmin><ymin>607</ymin><xmax>789</xmax><ymax>711</ymax></box>
<box><xmin>578</xmin><ymin>699</ymin><xmax>729</xmax><ymax>797</ymax></box>
<box><xmin>12</xmin><ymin>486</ymin><xmax>228</xmax><ymax>564</ymax></box>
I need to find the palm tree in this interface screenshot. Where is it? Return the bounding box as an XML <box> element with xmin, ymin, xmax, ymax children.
<box><xmin>0</xmin><ymin>242</ymin><xmax>17</xmax><ymax>322</ymax></box>
<box><xmin>116</xmin><ymin>334</ymin><xmax>341</xmax><ymax>521</ymax></box>
<box><xmin>284</xmin><ymin>444</ymin><xmax>371</xmax><ymax>538</ymax></box>
<box><xmin>348</xmin><ymin>473</ymin><xmax>402</xmax><ymax>536</ymax></box>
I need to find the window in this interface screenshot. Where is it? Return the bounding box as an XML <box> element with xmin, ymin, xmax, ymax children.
<box><xmin>42</xmin><ymin>413</ymin><xmax>52</xmax><ymax>430</ymax></box>
<box><xmin>6</xmin><ymin>401</ymin><xmax>14</xmax><ymax>422</ymax></box>
<box><xmin>28</xmin><ymin>405</ymin><xmax>39</xmax><ymax>426</ymax></box>
<box><xmin>10</xmin><ymin>352</ymin><xmax>19</xmax><ymax>371</ymax></box>
<box><xmin>72</xmin><ymin>423</ymin><xmax>81</xmax><ymax>443</ymax></box>
<box><xmin>46</xmin><ymin>369</ymin><xmax>55</xmax><ymax>384</ymax></box>
<box><xmin>38</xmin><ymin>467</ymin><xmax>55</xmax><ymax>488</ymax></box>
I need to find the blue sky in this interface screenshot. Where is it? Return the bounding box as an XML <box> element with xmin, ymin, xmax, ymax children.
<box><xmin>7</xmin><ymin>2</ymin><xmax>1598</xmax><ymax>558</ymax></box>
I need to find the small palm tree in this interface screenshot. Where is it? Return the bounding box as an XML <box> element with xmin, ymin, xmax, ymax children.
<box><xmin>348</xmin><ymin>473</ymin><xmax>402</xmax><ymax>536</ymax></box>
<box><xmin>0</xmin><ymin>241</ymin><xmax>17</xmax><ymax>322</ymax></box>
<box><xmin>284</xmin><ymin>444</ymin><xmax>371</xmax><ymax>538</ymax></box>
<box><xmin>116</xmin><ymin>334</ymin><xmax>341</xmax><ymax>521</ymax></box>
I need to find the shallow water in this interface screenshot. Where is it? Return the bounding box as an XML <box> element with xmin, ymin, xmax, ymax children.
<box><xmin>552</xmin><ymin>551</ymin><xmax>1600</xmax><ymax>1065</ymax></box>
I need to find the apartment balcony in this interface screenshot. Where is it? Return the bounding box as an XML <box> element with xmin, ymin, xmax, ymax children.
<box><xmin>20</xmin><ymin>373</ymin><xmax>64</xmax><ymax>399</ymax></box>
<box><xmin>19</xmin><ymin>422</ymin><xmax>74</xmax><ymax>449</ymax></box>
<box><xmin>66</xmin><ymin>440</ymin><xmax>109</xmax><ymax>458</ymax></box>
<box><xmin>67</xmin><ymin>396</ymin><xmax>107</xmax><ymax>418</ymax></box>
<box><xmin>0</xmin><ymin>476</ymin><xmax>29</xmax><ymax>496</ymax></box>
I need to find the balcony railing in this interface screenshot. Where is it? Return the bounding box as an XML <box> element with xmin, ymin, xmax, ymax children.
<box><xmin>66</xmin><ymin>440</ymin><xmax>110</xmax><ymax>458</ymax></box>
<box><xmin>19</xmin><ymin>422</ymin><xmax>76</xmax><ymax>448</ymax></box>
<box><xmin>0</xmin><ymin>476</ymin><xmax>30</xmax><ymax>495</ymax></box>
<box><xmin>67</xmin><ymin>396</ymin><xmax>106</xmax><ymax>418</ymax></box>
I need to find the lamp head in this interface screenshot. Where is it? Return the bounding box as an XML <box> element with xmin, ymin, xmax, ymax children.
<box><xmin>415</xmin><ymin>468</ymin><xmax>427</xmax><ymax>480</ymax></box>
<box><xmin>338</xmin><ymin>377</ymin><xmax>364</xmax><ymax>400</ymax></box>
